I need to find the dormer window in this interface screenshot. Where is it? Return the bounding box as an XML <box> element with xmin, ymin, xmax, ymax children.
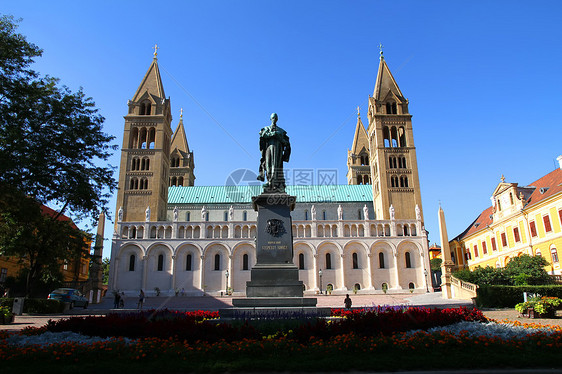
<box><xmin>386</xmin><ymin>102</ymin><xmax>397</xmax><ymax>114</ymax></box>
<box><xmin>140</xmin><ymin>100</ymin><xmax>151</xmax><ymax>115</ymax></box>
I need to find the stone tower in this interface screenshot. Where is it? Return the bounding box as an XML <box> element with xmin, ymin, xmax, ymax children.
<box><xmin>366</xmin><ymin>53</ymin><xmax>423</xmax><ymax>221</ymax></box>
<box><xmin>347</xmin><ymin>108</ymin><xmax>371</xmax><ymax>185</ymax></box>
<box><xmin>169</xmin><ymin>110</ymin><xmax>195</xmax><ymax>187</ymax></box>
<box><xmin>115</xmin><ymin>52</ymin><xmax>172</xmax><ymax>222</ymax></box>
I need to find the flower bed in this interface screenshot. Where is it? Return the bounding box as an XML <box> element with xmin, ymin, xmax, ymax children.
<box><xmin>2</xmin><ymin>307</ymin><xmax>562</xmax><ymax>372</ymax></box>
<box><xmin>515</xmin><ymin>296</ymin><xmax>562</xmax><ymax>318</ymax></box>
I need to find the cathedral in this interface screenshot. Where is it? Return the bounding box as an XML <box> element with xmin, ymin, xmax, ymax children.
<box><xmin>108</xmin><ymin>51</ymin><xmax>432</xmax><ymax>296</ymax></box>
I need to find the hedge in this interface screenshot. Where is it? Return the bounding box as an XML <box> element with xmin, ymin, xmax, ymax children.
<box><xmin>476</xmin><ymin>285</ymin><xmax>562</xmax><ymax>308</ymax></box>
<box><xmin>0</xmin><ymin>298</ymin><xmax>65</xmax><ymax>314</ymax></box>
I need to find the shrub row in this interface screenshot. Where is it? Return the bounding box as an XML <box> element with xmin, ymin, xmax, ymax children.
<box><xmin>0</xmin><ymin>298</ymin><xmax>65</xmax><ymax>314</ymax></box>
<box><xmin>476</xmin><ymin>285</ymin><xmax>562</xmax><ymax>308</ymax></box>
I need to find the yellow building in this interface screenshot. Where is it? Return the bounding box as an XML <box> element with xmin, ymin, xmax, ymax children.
<box><xmin>450</xmin><ymin>157</ymin><xmax>562</xmax><ymax>274</ymax></box>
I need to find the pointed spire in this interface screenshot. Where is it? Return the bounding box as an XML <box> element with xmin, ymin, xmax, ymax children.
<box><xmin>438</xmin><ymin>205</ymin><xmax>452</xmax><ymax>265</ymax></box>
<box><xmin>171</xmin><ymin>108</ymin><xmax>189</xmax><ymax>154</ymax></box>
<box><xmin>131</xmin><ymin>52</ymin><xmax>166</xmax><ymax>102</ymax></box>
<box><xmin>372</xmin><ymin>53</ymin><xmax>405</xmax><ymax>101</ymax></box>
<box><xmin>350</xmin><ymin>106</ymin><xmax>369</xmax><ymax>155</ymax></box>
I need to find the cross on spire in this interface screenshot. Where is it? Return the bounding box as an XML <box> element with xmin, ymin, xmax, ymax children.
<box><xmin>501</xmin><ymin>174</ymin><xmax>506</xmax><ymax>183</ymax></box>
<box><xmin>153</xmin><ymin>44</ymin><xmax>159</xmax><ymax>58</ymax></box>
<box><xmin>357</xmin><ymin>106</ymin><xmax>360</xmax><ymax>117</ymax></box>
<box><xmin>180</xmin><ymin>108</ymin><xmax>183</xmax><ymax>119</ymax></box>
<box><xmin>378</xmin><ymin>43</ymin><xmax>384</xmax><ymax>59</ymax></box>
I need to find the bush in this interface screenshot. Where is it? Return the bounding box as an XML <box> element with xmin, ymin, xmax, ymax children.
<box><xmin>476</xmin><ymin>285</ymin><xmax>562</xmax><ymax>308</ymax></box>
<box><xmin>24</xmin><ymin>299</ymin><xmax>65</xmax><ymax>313</ymax></box>
<box><xmin>430</xmin><ymin>258</ymin><xmax>442</xmax><ymax>271</ymax></box>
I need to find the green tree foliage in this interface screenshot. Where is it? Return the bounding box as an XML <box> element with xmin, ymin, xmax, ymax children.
<box><xmin>0</xmin><ymin>186</ymin><xmax>89</xmax><ymax>296</ymax></box>
<box><xmin>102</xmin><ymin>257</ymin><xmax>110</xmax><ymax>285</ymax></box>
<box><xmin>430</xmin><ymin>258</ymin><xmax>442</xmax><ymax>271</ymax></box>
<box><xmin>503</xmin><ymin>254</ymin><xmax>551</xmax><ymax>285</ymax></box>
<box><xmin>0</xmin><ymin>15</ymin><xmax>117</xmax><ymax>223</ymax></box>
<box><xmin>453</xmin><ymin>255</ymin><xmax>552</xmax><ymax>286</ymax></box>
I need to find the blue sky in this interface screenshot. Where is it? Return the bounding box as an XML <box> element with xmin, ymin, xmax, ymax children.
<box><xmin>3</xmin><ymin>1</ymin><xmax>562</xmax><ymax>256</ymax></box>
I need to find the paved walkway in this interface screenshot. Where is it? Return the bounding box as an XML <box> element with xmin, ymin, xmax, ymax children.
<box><xmin>2</xmin><ymin>292</ymin><xmax>560</xmax><ymax>331</ymax></box>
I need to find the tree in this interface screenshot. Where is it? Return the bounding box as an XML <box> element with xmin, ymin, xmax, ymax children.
<box><xmin>0</xmin><ymin>186</ymin><xmax>89</xmax><ymax>296</ymax></box>
<box><xmin>503</xmin><ymin>254</ymin><xmax>552</xmax><ymax>285</ymax></box>
<box><xmin>102</xmin><ymin>257</ymin><xmax>110</xmax><ymax>285</ymax></box>
<box><xmin>430</xmin><ymin>258</ymin><xmax>442</xmax><ymax>271</ymax></box>
<box><xmin>0</xmin><ymin>15</ymin><xmax>115</xmax><ymax>295</ymax></box>
<box><xmin>0</xmin><ymin>15</ymin><xmax>117</xmax><ymax>223</ymax></box>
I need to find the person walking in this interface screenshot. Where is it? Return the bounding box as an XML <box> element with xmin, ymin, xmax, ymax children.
<box><xmin>113</xmin><ymin>291</ymin><xmax>121</xmax><ymax>309</ymax></box>
<box><xmin>344</xmin><ymin>294</ymin><xmax>352</xmax><ymax>309</ymax></box>
<box><xmin>119</xmin><ymin>292</ymin><xmax>125</xmax><ymax>308</ymax></box>
<box><xmin>137</xmin><ymin>289</ymin><xmax>145</xmax><ymax>310</ymax></box>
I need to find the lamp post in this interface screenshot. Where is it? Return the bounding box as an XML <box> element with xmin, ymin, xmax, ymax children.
<box><xmin>424</xmin><ymin>269</ymin><xmax>430</xmax><ymax>293</ymax></box>
<box><xmin>225</xmin><ymin>269</ymin><xmax>230</xmax><ymax>296</ymax></box>
<box><xmin>318</xmin><ymin>269</ymin><xmax>323</xmax><ymax>295</ymax></box>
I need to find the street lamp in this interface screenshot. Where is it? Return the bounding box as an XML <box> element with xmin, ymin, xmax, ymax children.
<box><xmin>225</xmin><ymin>269</ymin><xmax>230</xmax><ymax>296</ymax></box>
<box><xmin>318</xmin><ymin>269</ymin><xmax>323</xmax><ymax>295</ymax></box>
<box><xmin>424</xmin><ymin>269</ymin><xmax>430</xmax><ymax>293</ymax></box>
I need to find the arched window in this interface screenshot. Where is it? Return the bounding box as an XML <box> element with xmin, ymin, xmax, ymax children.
<box><xmin>298</xmin><ymin>253</ymin><xmax>305</xmax><ymax>270</ymax></box>
<box><xmin>354</xmin><ymin>283</ymin><xmax>361</xmax><ymax>291</ymax></box>
<box><xmin>186</xmin><ymin>254</ymin><xmax>192</xmax><ymax>271</ymax></box>
<box><xmin>129</xmin><ymin>255</ymin><xmax>135</xmax><ymax>271</ymax></box>
<box><xmin>408</xmin><ymin>282</ymin><xmax>415</xmax><ymax>290</ymax></box>
<box><xmin>357</xmin><ymin>209</ymin><xmax>362</xmax><ymax>220</ymax></box>
<box><xmin>325</xmin><ymin>253</ymin><xmax>332</xmax><ymax>270</ymax></box>
<box><xmin>243</xmin><ymin>254</ymin><xmax>249</xmax><ymax>270</ymax></box>
<box><xmin>379</xmin><ymin>252</ymin><xmax>385</xmax><ymax>268</ymax></box>
<box><xmin>224</xmin><ymin>211</ymin><xmax>228</xmax><ymax>221</ymax></box>
<box><xmin>243</xmin><ymin>211</ymin><xmax>247</xmax><ymax>221</ymax></box>
<box><xmin>186</xmin><ymin>212</ymin><xmax>191</xmax><ymax>221</ymax></box>
<box><xmin>383</xmin><ymin>126</ymin><xmax>391</xmax><ymax>147</ymax></box>
<box><xmin>357</xmin><ymin>175</ymin><xmax>362</xmax><ymax>185</ymax></box>
<box><xmin>322</xmin><ymin>211</ymin><xmax>327</xmax><ymax>220</ymax></box>
<box><xmin>551</xmin><ymin>247</ymin><xmax>559</xmax><ymax>263</ymax></box>
<box><xmin>214</xmin><ymin>254</ymin><xmax>221</xmax><ymax>270</ymax></box>
<box><xmin>157</xmin><ymin>254</ymin><xmax>164</xmax><ymax>271</ymax></box>
<box><xmin>178</xmin><ymin>177</ymin><xmax>183</xmax><ymax>186</ymax></box>
<box><xmin>304</xmin><ymin>210</ymin><xmax>309</xmax><ymax>220</ymax></box>
<box><xmin>352</xmin><ymin>252</ymin><xmax>359</xmax><ymax>269</ymax></box>
<box><xmin>405</xmin><ymin>252</ymin><xmax>412</xmax><ymax>268</ymax></box>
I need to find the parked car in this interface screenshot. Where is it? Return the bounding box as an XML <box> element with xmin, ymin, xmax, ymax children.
<box><xmin>48</xmin><ymin>288</ymin><xmax>88</xmax><ymax>309</ymax></box>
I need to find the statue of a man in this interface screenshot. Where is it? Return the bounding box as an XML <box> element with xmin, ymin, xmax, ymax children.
<box><xmin>363</xmin><ymin>204</ymin><xmax>369</xmax><ymax>220</ymax></box>
<box><xmin>311</xmin><ymin>205</ymin><xmax>316</xmax><ymax>220</ymax></box>
<box><xmin>389</xmin><ymin>204</ymin><xmax>395</xmax><ymax>220</ymax></box>
<box><xmin>145</xmin><ymin>206</ymin><xmax>150</xmax><ymax>222</ymax></box>
<box><xmin>201</xmin><ymin>206</ymin><xmax>207</xmax><ymax>221</ymax></box>
<box><xmin>415</xmin><ymin>204</ymin><xmax>421</xmax><ymax>221</ymax></box>
<box><xmin>337</xmin><ymin>204</ymin><xmax>343</xmax><ymax>220</ymax></box>
<box><xmin>118</xmin><ymin>206</ymin><xmax>123</xmax><ymax>222</ymax></box>
<box><xmin>257</xmin><ymin>113</ymin><xmax>291</xmax><ymax>192</ymax></box>
<box><xmin>229</xmin><ymin>205</ymin><xmax>234</xmax><ymax>221</ymax></box>
<box><xmin>173</xmin><ymin>206</ymin><xmax>178</xmax><ymax>222</ymax></box>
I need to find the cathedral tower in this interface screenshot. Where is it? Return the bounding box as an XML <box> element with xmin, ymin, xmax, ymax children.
<box><xmin>347</xmin><ymin>108</ymin><xmax>371</xmax><ymax>185</ymax></box>
<box><xmin>366</xmin><ymin>53</ymin><xmax>423</xmax><ymax>221</ymax></box>
<box><xmin>115</xmin><ymin>52</ymin><xmax>172</xmax><ymax>222</ymax></box>
<box><xmin>169</xmin><ymin>110</ymin><xmax>195</xmax><ymax>187</ymax></box>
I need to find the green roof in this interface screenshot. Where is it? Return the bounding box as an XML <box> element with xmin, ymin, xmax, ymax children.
<box><xmin>168</xmin><ymin>185</ymin><xmax>373</xmax><ymax>204</ymax></box>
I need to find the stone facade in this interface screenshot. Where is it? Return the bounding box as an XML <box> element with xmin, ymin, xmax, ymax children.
<box><xmin>108</xmin><ymin>53</ymin><xmax>432</xmax><ymax>297</ymax></box>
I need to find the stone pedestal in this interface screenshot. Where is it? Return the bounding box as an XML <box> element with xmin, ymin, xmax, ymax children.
<box><xmin>232</xmin><ymin>193</ymin><xmax>316</xmax><ymax>307</ymax></box>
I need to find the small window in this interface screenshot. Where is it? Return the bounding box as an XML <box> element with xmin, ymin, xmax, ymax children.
<box><xmin>405</xmin><ymin>252</ymin><xmax>412</xmax><ymax>268</ymax></box>
<box><xmin>513</xmin><ymin>227</ymin><xmax>521</xmax><ymax>243</ymax></box>
<box><xmin>473</xmin><ymin>244</ymin><xmax>479</xmax><ymax>258</ymax></box>
<box><xmin>408</xmin><ymin>282</ymin><xmax>415</xmax><ymax>290</ymax></box>
<box><xmin>551</xmin><ymin>247</ymin><xmax>559</xmax><ymax>263</ymax></box>
<box><xmin>354</xmin><ymin>283</ymin><xmax>361</xmax><ymax>291</ymax></box>
<box><xmin>0</xmin><ymin>268</ymin><xmax>7</xmax><ymax>283</ymax></box>
<box><xmin>243</xmin><ymin>211</ymin><xmax>247</xmax><ymax>221</ymax></box>
<box><xmin>352</xmin><ymin>253</ymin><xmax>359</xmax><ymax>269</ymax></box>
<box><xmin>298</xmin><ymin>253</ymin><xmax>305</xmax><ymax>270</ymax></box>
<box><xmin>536</xmin><ymin>250</ymin><xmax>542</xmax><ymax>257</ymax></box>
<box><xmin>224</xmin><ymin>211</ymin><xmax>228</xmax><ymax>221</ymax></box>
<box><xmin>322</xmin><ymin>211</ymin><xmax>327</xmax><ymax>220</ymax></box>
<box><xmin>559</xmin><ymin>209</ymin><xmax>562</xmax><ymax>227</ymax></box>
<box><xmin>186</xmin><ymin>212</ymin><xmax>191</xmax><ymax>222</ymax></box>
<box><xmin>529</xmin><ymin>221</ymin><xmax>537</xmax><ymax>237</ymax></box>
<box><xmin>491</xmin><ymin>237</ymin><xmax>497</xmax><ymax>251</ymax></box>
<box><xmin>325</xmin><ymin>253</ymin><xmax>332</xmax><ymax>270</ymax></box>
<box><xmin>157</xmin><ymin>254</ymin><xmax>164</xmax><ymax>271</ymax></box>
<box><xmin>304</xmin><ymin>210</ymin><xmax>309</xmax><ymax>220</ymax></box>
<box><xmin>482</xmin><ymin>241</ymin><xmax>487</xmax><ymax>255</ymax></box>
<box><xmin>543</xmin><ymin>215</ymin><xmax>553</xmax><ymax>233</ymax></box>
<box><xmin>501</xmin><ymin>232</ymin><xmax>507</xmax><ymax>247</ymax></box>
<box><xmin>379</xmin><ymin>252</ymin><xmax>385</xmax><ymax>268</ymax></box>
<box><xmin>129</xmin><ymin>255</ymin><xmax>135</xmax><ymax>271</ymax></box>
<box><xmin>243</xmin><ymin>254</ymin><xmax>249</xmax><ymax>271</ymax></box>
<box><xmin>214</xmin><ymin>254</ymin><xmax>221</xmax><ymax>271</ymax></box>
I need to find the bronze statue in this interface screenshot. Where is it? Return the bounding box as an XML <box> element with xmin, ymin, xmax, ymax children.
<box><xmin>257</xmin><ymin>113</ymin><xmax>291</xmax><ymax>192</ymax></box>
